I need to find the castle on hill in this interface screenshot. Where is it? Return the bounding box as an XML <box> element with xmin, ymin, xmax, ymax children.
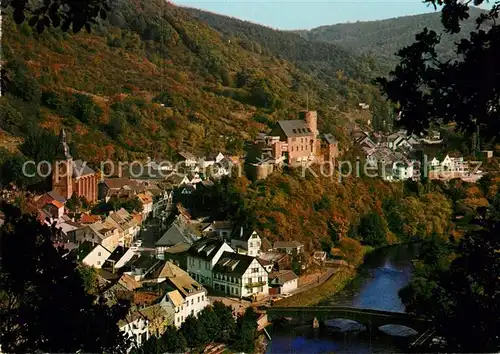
<box><xmin>247</xmin><ymin>110</ymin><xmax>339</xmax><ymax>179</ymax></box>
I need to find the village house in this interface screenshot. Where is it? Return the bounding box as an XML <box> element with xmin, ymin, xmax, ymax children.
<box><xmin>155</xmin><ymin>215</ymin><xmax>200</xmax><ymax>259</ymax></box>
<box><xmin>274</xmin><ymin>241</ymin><xmax>305</xmax><ymax>255</ymax></box>
<box><xmin>73</xmin><ymin>220</ymin><xmax>122</xmax><ymax>251</ymax></box>
<box><xmin>176</xmin><ymin>151</ymin><xmax>198</xmax><ymax>169</ymax></box>
<box><xmin>199</xmin><ymin>152</ymin><xmax>225</xmax><ymax>168</ymax></box>
<box><xmin>186</xmin><ymin>237</ymin><xmax>235</xmax><ymax>286</ymax></box>
<box><xmin>124</xmin><ymin>255</ymin><xmax>164</xmax><ymax>282</ymax></box>
<box><xmin>212</xmin><ymin>252</ymin><xmax>269</xmax><ymax>298</ymax></box>
<box><xmin>107</xmin><ymin>208</ymin><xmax>141</xmax><ymax>247</ymax></box>
<box><xmin>80</xmin><ymin>213</ymin><xmax>102</xmax><ymax>224</ymax></box>
<box><xmin>150</xmin><ymin>188</ymin><xmax>174</xmax><ymax>217</ymax></box>
<box><xmin>75</xmin><ymin>241</ymin><xmax>112</xmax><ymax>268</ymax></box>
<box><xmin>202</xmin><ymin>220</ymin><xmax>233</xmax><ymax>239</ymax></box>
<box><xmin>52</xmin><ymin>129</ymin><xmax>98</xmax><ymax>203</ymax></box>
<box><xmin>137</xmin><ymin>192</ymin><xmax>153</xmax><ymax>219</ymax></box>
<box><xmin>159</xmin><ymin>262</ymin><xmax>209</xmax><ymax>328</ymax></box>
<box><xmin>392</xmin><ymin>161</ymin><xmax>415</xmax><ymax>181</ymax></box>
<box><xmin>104</xmin><ymin>246</ymin><xmax>137</xmax><ymax>271</ymax></box>
<box><xmin>258</xmin><ymin>252</ymin><xmax>291</xmax><ymax>272</ymax></box>
<box><xmin>229</xmin><ymin>226</ymin><xmax>261</xmax><ymax>257</ymax></box>
<box><xmin>268</xmin><ymin>270</ymin><xmax>299</xmax><ymax>295</ymax></box>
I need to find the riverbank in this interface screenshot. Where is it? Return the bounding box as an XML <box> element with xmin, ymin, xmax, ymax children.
<box><xmin>274</xmin><ymin>267</ymin><xmax>357</xmax><ymax>307</ymax></box>
<box><xmin>273</xmin><ymin>243</ymin><xmax>418</xmax><ymax>308</ymax></box>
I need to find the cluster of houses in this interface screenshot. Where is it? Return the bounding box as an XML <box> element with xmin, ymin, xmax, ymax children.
<box><xmin>51</xmin><ymin>203</ymin><xmax>306</xmax><ymax>351</ymax></box>
<box><xmin>2</xmin><ymin>128</ymin><xmax>309</xmax><ymax>351</ymax></box>
<box><xmin>354</xmin><ymin>129</ymin><xmax>482</xmax><ymax>182</ymax></box>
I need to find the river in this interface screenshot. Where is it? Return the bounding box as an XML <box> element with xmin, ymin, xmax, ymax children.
<box><xmin>265</xmin><ymin>244</ymin><xmax>420</xmax><ymax>353</ymax></box>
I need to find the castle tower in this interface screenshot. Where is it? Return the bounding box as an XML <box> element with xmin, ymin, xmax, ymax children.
<box><xmin>300</xmin><ymin>110</ymin><xmax>318</xmax><ymax>138</ymax></box>
<box><xmin>52</xmin><ymin>129</ymin><xmax>73</xmax><ymax>199</ymax></box>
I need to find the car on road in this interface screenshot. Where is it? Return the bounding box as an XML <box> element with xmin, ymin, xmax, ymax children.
<box><xmin>281</xmin><ymin>293</ymin><xmax>292</xmax><ymax>298</ymax></box>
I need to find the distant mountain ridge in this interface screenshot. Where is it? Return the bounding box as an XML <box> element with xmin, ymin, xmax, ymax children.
<box><xmin>295</xmin><ymin>7</ymin><xmax>486</xmax><ymax>68</ymax></box>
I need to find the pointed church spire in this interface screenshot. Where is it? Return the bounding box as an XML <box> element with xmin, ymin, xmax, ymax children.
<box><xmin>56</xmin><ymin>128</ymin><xmax>71</xmax><ymax>160</ymax></box>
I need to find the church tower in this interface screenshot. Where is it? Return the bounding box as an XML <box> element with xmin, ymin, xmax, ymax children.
<box><xmin>52</xmin><ymin>129</ymin><xmax>73</xmax><ymax>199</ymax></box>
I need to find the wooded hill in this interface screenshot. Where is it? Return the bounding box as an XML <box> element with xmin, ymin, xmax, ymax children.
<box><xmin>294</xmin><ymin>7</ymin><xmax>486</xmax><ymax>69</ymax></box>
<box><xmin>0</xmin><ymin>0</ymin><xmax>389</xmax><ymax>176</ymax></box>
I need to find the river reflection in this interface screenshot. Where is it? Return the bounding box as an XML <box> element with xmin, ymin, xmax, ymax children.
<box><xmin>266</xmin><ymin>244</ymin><xmax>420</xmax><ymax>353</ymax></box>
<box><xmin>324</xmin><ymin>243</ymin><xmax>418</xmax><ymax>312</ymax></box>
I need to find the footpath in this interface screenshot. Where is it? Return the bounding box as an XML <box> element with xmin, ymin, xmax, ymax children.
<box><xmin>291</xmin><ymin>267</ymin><xmax>337</xmax><ymax>295</ymax></box>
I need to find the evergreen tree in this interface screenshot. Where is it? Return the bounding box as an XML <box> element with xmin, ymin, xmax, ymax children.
<box><xmin>0</xmin><ymin>203</ymin><xmax>130</xmax><ymax>353</ymax></box>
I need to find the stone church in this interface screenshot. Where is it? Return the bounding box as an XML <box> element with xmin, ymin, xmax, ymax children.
<box><xmin>51</xmin><ymin>129</ymin><xmax>98</xmax><ymax>203</ymax></box>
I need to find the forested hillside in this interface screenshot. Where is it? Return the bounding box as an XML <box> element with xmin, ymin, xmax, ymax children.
<box><xmin>0</xmin><ymin>0</ymin><xmax>392</xmax><ymax>183</ymax></box>
<box><xmin>295</xmin><ymin>7</ymin><xmax>485</xmax><ymax>69</ymax></box>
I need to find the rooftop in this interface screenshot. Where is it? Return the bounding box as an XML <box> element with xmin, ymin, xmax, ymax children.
<box><xmin>213</xmin><ymin>251</ymin><xmax>260</xmax><ymax>277</ymax></box>
<box><xmin>274</xmin><ymin>241</ymin><xmax>304</xmax><ymax>249</ymax></box>
<box><xmin>188</xmin><ymin>237</ymin><xmax>232</xmax><ymax>261</ymax></box>
<box><xmin>277</xmin><ymin>120</ymin><xmax>313</xmax><ymax>138</ymax></box>
<box><xmin>269</xmin><ymin>270</ymin><xmax>298</xmax><ymax>284</ymax></box>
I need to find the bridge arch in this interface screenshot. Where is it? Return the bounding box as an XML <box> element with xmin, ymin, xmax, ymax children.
<box><xmin>267</xmin><ymin>306</ymin><xmax>430</xmax><ymax>333</ymax></box>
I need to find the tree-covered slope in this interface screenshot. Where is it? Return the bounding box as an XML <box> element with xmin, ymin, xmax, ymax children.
<box><xmin>1</xmin><ymin>0</ymin><xmax>387</xmax><ymax>180</ymax></box>
<box><xmin>296</xmin><ymin>7</ymin><xmax>486</xmax><ymax>69</ymax></box>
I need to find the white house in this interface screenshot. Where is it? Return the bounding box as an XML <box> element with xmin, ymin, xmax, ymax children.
<box><xmin>230</xmin><ymin>226</ymin><xmax>261</xmax><ymax>257</ymax></box>
<box><xmin>274</xmin><ymin>241</ymin><xmax>304</xmax><ymax>255</ymax></box>
<box><xmin>202</xmin><ymin>221</ymin><xmax>233</xmax><ymax>239</ymax></box>
<box><xmin>159</xmin><ymin>262</ymin><xmax>209</xmax><ymax>328</ymax></box>
<box><xmin>104</xmin><ymin>246</ymin><xmax>137</xmax><ymax>270</ymax></box>
<box><xmin>186</xmin><ymin>238</ymin><xmax>235</xmax><ymax>286</ymax></box>
<box><xmin>212</xmin><ymin>252</ymin><xmax>269</xmax><ymax>298</ymax></box>
<box><xmin>441</xmin><ymin>155</ymin><xmax>454</xmax><ymax>171</ymax></box>
<box><xmin>430</xmin><ymin>157</ymin><xmax>440</xmax><ymax>169</ymax></box>
<box><xmin>177</xmin><ymin>151</ymin><xmax>198</xmax><ymax>168</ymax></box>
<box><xmin>269</xmin><ymin>270</ymin><xmax>299</xmax><ymax>294</ymax></box>
<box><xmin>137</xmin><ymin>192</ymin><xmax>153</xmax><ymax>219</ymax></box>
<box><xmin>77</xmin><ymin>242</ymin><xmax>112</xmax><ymax>269</ymax></box>
<box><xmin>392</xmin><ymin>161</ymin><xmax>414</xmax><ymax>181</ymax></box>
<box><xmin>119</xmin><ymin>313</ymin><xmax>150</xmax><ymax>352</ymax></box>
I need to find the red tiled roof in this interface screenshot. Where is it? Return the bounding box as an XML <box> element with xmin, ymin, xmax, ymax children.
<box><xmin>133</xmin><ymin>291</ymin><xmax>162</xmax><ymax>306</ymax></box>
<box><xmin>133</xmin><ymin>213</ymin><xmax>143</xmax><ymax>224</ymax></box>
<box><xmin>50</xmin><ymin>200</ymin><xmax>65</xmax><ymax>209</ymax></box>
<box><xmin>80</xmin><ymin>214</ymin><xmax>101</xmax><ymax>224</ymax></box>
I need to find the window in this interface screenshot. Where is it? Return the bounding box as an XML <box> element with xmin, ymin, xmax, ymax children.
<box><xmin>252</xmin><ymin>268</ymin><xmax>259</xmax><ymax>273</ymax></box>
<box><xmin>259</xmin><ymin>286</ymin><xmax>263</xmax><ymax>292</ymax></box>
<box><xmin>191</xmin><ymin>310</ymin><xmax>194</xmax><ymax>316</ymax></box>
<box><xmin>191</xmin><ymin>299</ymin><xmax>194</xmax><ymax>305</ymax></box>
<box><xmin>97</xmin><ymin>261</ymin><xmax>101</xmax><ymax>265</ymax></box>
<box><xmin>202</xmin><ymin>295</ymin><xmax>204</xmax><ymax>301</ymax></box>
<box><xmin>258</xmin><ymin>277</ymin><xmax>262</xmax><ymax>282</ymax></box>
<box><xmin>98</xmin><ymin>252</ymin><xmax>101</xmax><ymax>256</ymax></box>
<box><xmin>198</xmin><ymin>260</ymin><xmax>201</xmax><ymax>268</ymax></box>
<box><xmin>248</xmin><ymin>278</ymin><xmax>252</xmax><ymax>284</ymax></box>
<box><xmin>198</xmin><ymin>296</ymin><xmax>200</xmax><ymax>303</ymax></box>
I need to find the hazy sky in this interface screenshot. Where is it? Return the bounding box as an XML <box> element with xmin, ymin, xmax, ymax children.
<box><xmin>173</xmin><ymin>0</ymin><xmax>441</xmax><ymax>29</ymax></box>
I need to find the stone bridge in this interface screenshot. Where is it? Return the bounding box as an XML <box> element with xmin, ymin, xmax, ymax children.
<box><xmin>267</xmin><ymin>306</ymin><xmax>431</xmax><ymax>333</ymax></box>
